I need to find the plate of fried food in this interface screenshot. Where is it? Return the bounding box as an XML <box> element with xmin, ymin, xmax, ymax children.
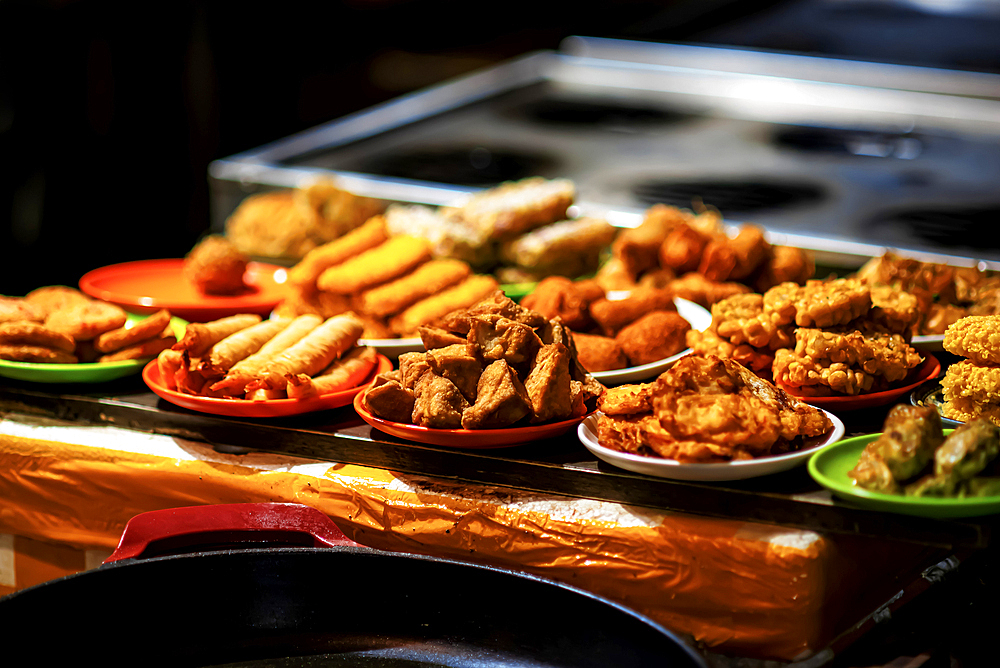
<box><xmin>1</xmin><ymin>287</ymin><xmax>185</xmax><ymax>383</ymax></box>
<box><xmin>577</xmin><ymin>354</ymin><xmax>844</xmax><ymax>481</ymax></box>
<box><xmin>809</xmin><ymin>404</ymin><xmax>1000</xmax><ymax>517</ymax></box>
<box><xmin>355</xmin><ymin>291</ymin><xmax>602</xmax><ymax>448</ymax></box>
<box><xmin>79</xmin><ymin>238</ymin><xmax>291</xmax><ymax>322</ymax></box>
<box><xmin>143</xmin><ymin>312</ymin><xmax>390</xmax><ymax>418</ymax></box>
<box><xmin>518</xmin><ymin>276</ymin><xmax>712</xmax><ymax>385</ymax></box>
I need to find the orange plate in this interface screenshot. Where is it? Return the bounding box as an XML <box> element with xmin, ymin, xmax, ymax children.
<box><xmin>780</xmin><ymin>354</ymin><xmax>941</xmax><ymax>411</ymax></box>
<box><xmin>142</xmin><ymin>354</ymin><xmax>392</xmax><ymax>418</ymax></box>
<box><xmin>353</xmin><ymin>392</ymin><xmax>594</xmax><ymax>449</ymax></box>
<box><xmin>79</xmin><ymin>259</ymin><xmax>291</xmax><ymax>322</ymax></box>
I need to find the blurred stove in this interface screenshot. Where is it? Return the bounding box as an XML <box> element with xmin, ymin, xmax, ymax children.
<box><xmin>209</xmin><ymin>37</ymin><xmax>1000</xmax><ymax>268</ymax></box>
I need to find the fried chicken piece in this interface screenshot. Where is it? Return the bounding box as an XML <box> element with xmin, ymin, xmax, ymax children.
<box><xmin>523</xmin><ymin>343</ymin><xmax>573</xmax><ymax>423</ymax></box>
<box><xmin>418</xmin><ymin>325</ymin><xmax>467</xmax><ymax>350</ymax></box>
<box><xmin>521</xmin><ymin>276</ymin><xmax>604</xmax><ymax>332</ymax></box>
<box><xmin>461</xmin><ymin>359</ymin><xmax>531</xmax><ymax>429</ymax></box>
<box><xmin>697</xmin><ymin>224</ymin><xmax>769</xmax><ymax>282</ymax></box>
<box><xmin>316</xmin><ymin>236</ymin><xmax>433</xmax><ymax>295</ymax></box>
<box><xmin>184</xmin><ymin>234</ymin><xmax>249</xmax><ymax>295</ymax></box>
<box><xmin>427</xmin><ymin>343</ymin><xmax>482</xmax><ymax>402</ymax></box>
<box><xmin>589</xmin><ymin>286</ymin><xmax>676</xmax><ymax>337</ymax></box>
<box><xmin>597</xmin><ymin>382</ymin><xmax>656</xmax><ymax>416</ymax></box>
<box><xmin>0</xmin><ymin>344</ymin><xmax>77</xmax><ymax>364</ymax></box>
<box><xmin>45</xmin><ymin>300</ymin><xmax>128</xmax><ymax>341</ymax></box>
<box><xmin>944</xmin><ymin>315</ymin><xmax>1000</xmax><ymax>365</ymax></box>
<box><xmin>941</xmin><ymin>360</ymin><xmax>1000</xmax><ymax>405</ymax></box>
<box><xmin>364</xmin><ymin>380</ymin><xmax>416</xmax><ymax>423</ymax></box>
<box><xmin>355</xmin><ymin>259</ymin><xmax>471</xmax><ymax>318</ymax></box>
<box><xmin>658</xmin><ymin>223</ymin><xmax>710</xmax><ymax>274</ymax></box>
<box><xmin>388</xmin><ymin>275</ymin><xmax>500</xmax><ymax>336</ymax></box>
<box><xmin>571</xmin><ymin>332</ymin><xmax>628</xmax><ymax>372</ymax></box>
<box><xmin>95</xmin><ymin>309</ymin><xmax>173</xmax><ymax>354</ymax></box>
<box><xmin>446</xmin><ymin>177</ymin><xmax>575</xmax><ymax>240</ymax></box>
<box><xmin>668</xmin><ymin>272</ymin><xmax>751</xmax><ymax>309</ymax></box>
<box><xmin>412</xmin><ymin>371</ymin><xmax>470</xmax><ymax>428</ymax></box>
<box><xmin>23</xmin><ymin>286</ymin><xmax>90</xmax><ymax>318</ymax></box>
<box><xmin>467</xmin><ymin>314</ymin><xmax>542</xmax><ymax>367</ymax></box>
<box><xmin>615</xmin><ymin>310</ymin><xmax>691</xmax><ymax>367</ymax></box>
<box><xmin>685</xmin><ymin>328</ymin><xmax>775</xmax><ymax>375</ymax></box>
<box><xmin>712</xmin><ymin>293</ymin><xmax>795</xmax><ymax>351</ymax></box>
<box><xmin>752</xmin><ymin>245</ymin><xmax>814</xmax><ymax>293</ymax></box>
<box><xmin>612</xmin><ymin>204</ymin><xmax>683</xmax><ymax>276</ymax></box>
<box><xmin>0</xmin><ymin>321</ymin><xmax>76</xmax><ymax>353</ymax></box>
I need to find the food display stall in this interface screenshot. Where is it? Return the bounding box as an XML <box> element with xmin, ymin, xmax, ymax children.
<box><xmin>3</xmin><ymin>38</ymin><xmax>1000</xmax><ymax>667</ymax></box>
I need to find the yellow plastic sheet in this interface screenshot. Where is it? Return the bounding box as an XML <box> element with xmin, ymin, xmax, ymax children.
<box><xmin>0</xmin><ymin>413</ymin><xmax>932</xmax><ymax>661</ymax></box>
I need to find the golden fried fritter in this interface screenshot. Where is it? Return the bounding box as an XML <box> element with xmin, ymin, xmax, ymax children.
<box><xmin>612</xmin><ymin>204</ymin><xmax>681</xmax><ymax>276</ymax></box>
<box><xmin>943</xmin><ymin>396</ymin><xmax>1000</xmax><ymax>428</ymax></box>
<box><xmin>45</xmin><ymin>300</ymin><xmax>128</xmax><ymax>341</ymax></box>
<box><xmin>697</xmin><ymin>224</ymin><xmax>769</xmax><ymax>282</ymax></box>
<box><xmin>597</xmin><ymin>382</ymin><xmax>656</xmax><ymax>416</ymax></box>
<box><xmin>23</xmin><ymin>286</ymin><xmax>90</xmax><ymax>318</ymax></box>
<box><xmin>572</xmin><ymin>331</ymin><xmax>628</xmax><ymax>372</ymax></box>
<box><xmin>773</xmin><ymin>348</ymin><xmax>877</xmax><ymax>396</ymax></box>
<box><xmin>776</xmin><ymin>278</ymin><xmax>872</xmax><ymax>328</ymax></box>
<box><xmin>712</xmin><ymin>293</ymin><xmax>794</xmax><ymax>351</ymax></box>
<box><xmin>184</xmin><ymin>234</ymin><xmax>249</xmax><ymax>295</ymax></box>
<box><xmin>447</xmin><ymin>177</ymin><xmax>575</xmax><ymax>240</ymax></box>
<box><xmin>944</xmin><ymin>315</ymin><xmax>1000</xmax><ymax>365</ymax></box>
<box><xmin>867</xmin><ymin>285</ymin><xmax>920</xmax><ymax>335</ymax></box>
<box><xmin>521</xmin><ymin>276</ymin><xmax>604</xmax><ymax>332</ymax></box>
<box><xmin>685</xmin><ymin>328</ymin><xmax>775</xmax><ymax>375</ymax></box>
<box><xmin>667</xmin><ymin>272</ymin><xmax>752</xmax><ymax>309</ymax></box>
<box><xmin>658</xmin><ymin>223</ymin><xmax>709</xmax><ymax>274</ymax></box>
<box><xmin>461</xmin><ymin>359</ymin><xmax>531</xmax><ymax>429</ymax></box>
<box><xmin>589</xmin><ymin>286</ymin><xmax>676</xmax><ymax>337</ymax></box>
<box><xmin>615</xmin><ymin>310</ymin><xmax>690</xmax><ymax>367</ymax></box>
<box><xmin>0</xmin><ymin>296</ymin><xmax>46</xmax><ymax>323</ymax></box>
<box><xmin>0</xmin><ymin>344</ymin><xmax>77</xmax><ymax>364</ymax></box>
<box><xmin>0</xmin><ymin>321</ymin><xmax>76</xmax><ymax>352</ymax></box>
<box><xmin>792</xmin><ymin>327</ymin><xmax>923</xmax><ymax>382</ymax></box>
<box><xmin>941</xmin><ymin>360</ymin><xmax>1000</xmax><ymax>405</ymax></box>
<box><xmin>752</xmin><ymin>245</ymin><xmax>814</xmax><ymax>293</ymax></box>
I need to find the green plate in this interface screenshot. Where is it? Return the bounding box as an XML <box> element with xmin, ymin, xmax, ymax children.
<box><xmin>0</xmin><ymin>313</ymin><xmax>187</xmax><ymax>384</ymax></box>
<box><xmin>807</xmin><ymin>432</ymin><xmax>1000</xmax><ymax>518</ymax></box>
<box><xmin>499</xmin><ymin>282</ymin><xmax>537</xmax><ymax>302</ymax></box>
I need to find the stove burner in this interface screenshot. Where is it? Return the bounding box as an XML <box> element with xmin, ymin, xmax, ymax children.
<box><xmin>350</xmin><ymin>145</ymin><xmax>559</xmax><ymax>186</ymax></box>
<box><xmin>631</xmin><ymin>179</ymin><xmax>826</xmax><ymax>215</ymax></box>
<box><xmin>773</xmin><ymin>126</ymin><xmax>924</xmax><ymax>159</ymax></box>
<box><xmin>510</xmin><ymin>97</ymin><xmax>690</xmax><ymax>131</ymax></box>
<box><xmin>869</xmin><ymin>206</ymin><xmax>1000</xmax><ymax>249</ymax></box>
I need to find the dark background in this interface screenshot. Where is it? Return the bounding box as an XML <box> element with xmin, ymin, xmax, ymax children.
<box><xmin>3</xmin><ymin>0</ymin><xmax>999</xmax><ymax>296</ymax></box>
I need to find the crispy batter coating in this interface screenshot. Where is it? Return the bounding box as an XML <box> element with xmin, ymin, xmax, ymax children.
<box><xmin>589</xmin><ymin>286</ymin><xmax>676</xmax><ymax>337</ymax></box>
<box><xmin>0</xmin><ymin>344</ymin><xmax>77</xmax><ymax>364</ymax></box>
<box><xmin>612</xmin><ymin>205</ymin><xmax>682</xmax><ymax>276</ymax></box>
<box><xmin>45</xmin><ymin>300</ymin><xmax>128</xmax><ymax>341</ymax></box>
<box><xmin>773</xmin><ymin>348</ymin><xmax>877</xmax><ymax>396</ymax></box>
<box><xmin>520</xmin><ymin>276</ymin><xmax>604</xmax><ymax>332</ymax></box>
<box><xmin>792</xmin><ymin>327</ymin><xmax>923</xmax><ymax>382</ymax></box>
<box><xmin>943</xmin><ymin>396</ymin><xmax>1000</xmax><ymax>428</ymax></box>
<box><xmin>98</xmin><ymin>330</ymin><xmax>177</xmax><ymax>362</ymax></box>
<box><xmin>781</xmin><ymin>278</ymin><xmax>872</xmax><ymax>328</ymax></box>
<box><xmin>712</xmin><ymin>293</ymin><xmax>794</xmax><ymax>351</ymax></box>
<box><xmin>23</xmin><ymin>286</ymin><xmax>90</xmax><ymax>318</ymax></box>
<box><xmin>685</xmin><ymin>328</ymin><xmax>774</xmax><ymax>375</ymax></box>
<box><xmin>286</xmin><ymin>216</ymin><xmax>388</xmax><ymax>289</ymax></box>
<box><xmin>95</xmin><ymin>309</ymin><xmax>173</xmax><ymax>353</ymax></box>
<box><xmin>615</xmin><ymin>310</ymin><xmax>691</xmax><ymax>367</ymax></box>
<box><xmin>0</xmin><ymin>321</ymin><xmax>76</xmax><ymax>352</ymax></box>
<box><xmin>944</xmin><ymin>315</ymin><xmax>1000</xmax><ymax>365</ymax></box>
<box><xmin>355</xmin><ymin>259</ymin><xmax>471</xmax><ymax>318</ymax></box>
<box><xmin>941</xmin><ymin>360</ymin><xmax>1000</xmax><ymax>405</ymax></box>
<box><xmin>388</xmin><ymin>275</ymin><xmax>500</xmax><ymax>336</ymax></box>
<box><xmin>224</xmin><ymin>190</ymin><xmax>320</xmax><ymax>259</ymax></box>
<box><xmin>418</xmin><ymin>326</ymin><xmax>467</xmax><ymax>351</ymax></box>
<box><xmin>752</xmin><ymin>245</ymin><xmax>814</xmax><ymax>293</ymax></box>
<box><xmin>697</xmin><ymin>224</ymin><xmax>769</xmax><ymax>282</ymax></box>
<box><xmin>668</xmin><ymin>272</ymin><xmax>751</xmax><ymax>309</ymax></box>
<box><xmin>597</xmin><ymin>382</ymin><xmax>656</xmax><ymax>416</ymax></box>
<box><xmin>658</xmin><ymin>223</ymin><xmax>709</xmax><ymax>274</ymax></box>
<box><xmin>316</xmin><ymin>236</ymin><xmax>433</xmax><ymax>295</ymax></box>
<box><xmin>571</xmin><ymin>332</ymin><xmax>628</xmax><ymax>372</ymax></box>
<box><xmin>0</xmin><ymin>297</ymin><xmax>46</xmax><ymax>324</ymax></box>
<box><xmin>184</xmin><ymin>235</ymin><xmax>248</xmax><ymax>295</ymax></box>
<box><xmin>446</xmin><ymin>177</ymin><xmax>574</xmax><ymax>240</ymax></box>
<box><xmin>467</xmin><ymin>314</ymin><xmax>543</xmax><ymax>367</ymax></box>
<box><xmin>461</xmin><ymin>359</ymin><xmax>531</xmax><ymax>429</ymax></box>
<box><xmin>867</xmin><ymin>285</ymin><xmax>920</xmax><ymax>335</ymax></box>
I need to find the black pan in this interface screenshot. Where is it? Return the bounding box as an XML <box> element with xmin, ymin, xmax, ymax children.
<box><xmin>0</xmin><ymin>503</ymin><xmax>706</xmax><ymax>668</ymax></box>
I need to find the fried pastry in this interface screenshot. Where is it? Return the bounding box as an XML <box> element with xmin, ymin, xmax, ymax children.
<box><xmin>0</xmin><ymin>297</ymin><xmax>46</xmax><ymax>324</ymax></box>
<box><xmin>571</xmin><ymin>331</ymin><xmax>628</xmax><ymax>372</ymax></box>
<box><xmin>866</xmin><ymin>285</ymin><xmax>920</xmax><ymax>335</ymax></box>
<box><xmin>200</xmin><ymin>317</ymin><xmax>292</xmax><ymax>376</ymax></box>
<box><xmin>173</xmin><ymin>314</ymin><xmax>263</xmax><ymax>357</ymax></box>
<box><xmin>0</xmin><ymin>321</ymin><xmax>75</xmax><ymax>353</ymax></box>
<box><xmin>224</xmin><ymin>190</ymin><xmax>320</xmax><ymax>260</ymax></box>
<box><xmin>286</xmin><ymin>345</ymin><xmax>378</xmax><ymax>398</ymax></box>
<box><xmin>247</xmin><ymin>314</ymin><xmax>365</xmax><ymax>391</ymax></box>
<box><xmin>44</xmin><ymin>300</ymin><xmax>128</xmax><ymax>341</ymax></box>
<box><xmin>412</xmin><ymin>371</ymin><xmax>470</xmax><ymax>429</ymax></box>
<box><xmin>384</xmin><ymin>204</ymin><xmax>494</xmax><ymax>269</ymax></box>
<box><xmin>849</xmin><ymin>404</ymin><xmax>943</xmax><ymax>487</ymax></box>
<box><xmin>364</xmin><ymin>379</ymin><xmax>416</xmax><ymax>423</ymax></box>
<box><xmin>941</xmin><ymin>360</ymin><xmax>1000</xmax><ymax>405</ymax></box>
<box><xmin>427</xmin><ymin>343</ymin><xmax>482</xmax><ymax>402</ymax></box>
<box><xmin>184</xmin><ymin>234</ymin><xmax>248</xmax><ymax>295</ymax></box>
<box><xmin>316</xmin><ymin>236</ymin><xmax>433</xmax><ymax>295</ymax></box>
<box><xmin>98</xmin><ymin>330</ymin><xmax>177</xmax><ymax>362</ymax></box>
<box><xmin>685</xmin><ymin>328</ymin><xmax>774</xmax><ymax>375</ymax></box>
<box><xmin>668</xmin><ymin>272</ymin><xmax>751</xmax><ymax>309</ymax></box>
<box><xmin>210</xmin><ymin>314</ymin><xmax>323</xmax><ymax>393</ymax></box>
<box><xmin>418</xmin><ymin>325</ymin><xmax>467</xmax><ymax>350</ymax></box>
<box><xmin>398</xmin><ymin>351</ymin><xmax>433</xmax><ymax>390</ymax></box>
<box><xmin>612</xmin><ymin>204</ymin><xmax>683</xmax><ymax>276</ymax></box>
<box><xmin>773</xmin><ymin>348</ymin><xmax>876</xmax><ymax>396</ymax></box>
<box><xmin>499</xmin><ymin>217</ymin><xmax>616</xmax><ymax>278</ymax></box>
<box><xmin>0</xmin><ymin>344</ymin><xmax>77</xmax><ymax>364</ymax></box>
<box><xmin>615</xmin><ymin>310</ymin><xmax>691</xmax><ymax>367</ymax></box>
<box><xmin>286</xmin><ymin>216</ymin><xmax>389</xmax><ymax>289</ymax></box>
<box><xmin>781</xmin><ymin>278</ymin><xmax>872</xmax><ymax>328</ymax></box>
<box><xmin>461</xmin><ymin>359</ymin><xmax>531</xmax><ymax>429</ymax></box>
<box><xmin>523</xmin><ymin>343</ymin><xmax>573</xmax><ymax>423</ymax></box>
<box><xmin>520</xmin><ymin>276</ymin><xmax>604</xmax><ymax>332</ymax></box>
<box><xmin>23</xmin><ymin>286</ymin><xmax>90</xmax><ymax>317</ymax></box>
<box><xmin>589</xmin><ymin>286</ymin><xmax>676</xmax><ymax>337</ymax></box>
<box><xmin>388</xmin><ymin>275</ymin><xmax>500</xmax><ymax>336</ymax></box>
<box><xmin>905</xmin><ymin>418</ymin><xmax>1000</xmax><ymax>497</ymax></box>
<box><xmin>597</xmin><ymin>382</ymin><xmax>656</xmax><ymax>416</ymax></box>
<box><xmin>156</xmin><ymin>348</ymin><xmax>185</xmax><ymax>391</ymax></box>
<box><xmin>791</xmin><ymin>327</ymin><xmax>923</xmax><ymax>383</ymax></box>
<box><xmin>95</xmin><ymin>309</ymin><xmax>173</xmax><ymax>354</ymax></box>
<box><xmin>356</xmin><ymin>259</ymin><xmax>471</xmax><ymax>318</ymax></box>
<box><xmin>943</xmin><ymin>315</ymin><xmax>1000</xmax><ymax>365</ymax></box>
<box><xmin>446</xmin><ymin>177</ymin><xmax>574</xmax><ymax>240</ymax></box>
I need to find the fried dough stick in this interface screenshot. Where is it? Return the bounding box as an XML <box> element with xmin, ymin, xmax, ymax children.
<box><xmin>316</xmin><ymin>236</ymin><xmax>433</xmax><ymax>294</ymax></box>
<box><xmin>356</xmin><ymin>259</ymin><xmax>471</xmax><ymax>318</ymax></box>
<box><xmin>287</xmin><ymin>216</ymin><xmax>388</xmax><ymax>288</ymax></box>
<box><xmin>200</xmin><ymin>317</ymin><xmax>292</xmax><ymax>376</ymax></box>
<box><xmin>209</xmin><ymin>314</ymin><xmax>323</xmax><ymax>393</ymax></box>
<box><xmin>173</xmin><ymin>313</ymin><xmax>262</xmax><ymax>357</ymax></box>
<box><xmin>246</xmin><ymin>314</ymin><xmax>364</xmax><ymax>391</ymax></box>
<box><xmin>285</xmin><ymin>346</ymin><xmax>378</xmax><ymax>398</ymax></box>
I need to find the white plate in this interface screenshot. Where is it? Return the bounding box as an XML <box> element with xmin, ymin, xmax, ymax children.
<box><xmin>577</xmin><ymin>409</ymin><xmax>845</xmax><ymax>481</ymax></box>
<box><xmin>357</xmin><ymin>337</ymin><xmax>424</xmax><ymax>359</ymax></box>
<box><xmin>911</xmin><ymin>334</ymin><xmax>944</xmax><ymax>352</ymax></box>
<box><xmin>590</xmin><ymin>297</ymin><xmax>712</xmax><ymax>385</ymax></box>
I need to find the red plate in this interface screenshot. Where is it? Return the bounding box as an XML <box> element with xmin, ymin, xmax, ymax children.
<box><xmin>353</xmin><ymin>392</ymin><xmax>594</xmax><ymax>448</ymax></box>
<box><xmin>79</xmin><ymin>259</ymin><xmax>291</xmax><ymax>322</ymax></box>
<box><xmin>780</xmin><ymin>354</ymin><xmax>941</xmax><ymax>411</ymax></box>
<box><xmin>142</xmin><ymin>354</ymin><xmax>392</xmax><ymax>418</ymax></box>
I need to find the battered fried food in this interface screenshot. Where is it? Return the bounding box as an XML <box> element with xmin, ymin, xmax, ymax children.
<box><xmin>615</xmin><ymin>310</ymin><xmax>691</xmax><ymax>367</ymax></box>
<box><xmin>941</xmin><ymin>360</ymin><xmax>1000</xmax><ymax>406</ymax></box>
<box><xmin>316</xmin><ymin>236</ymin><xmax>433</xmax><ymax>295</ymax></box>
<box><xmin>520</xmin><ymin>276</ymin><xmax>604</xmax><ymax>332</ymax></box>
<box><xmin>45</xmin><ymin>300</ymin><xmax>128</xmax><ymax>341</ymax></box>
<box><xmin>388</xmin><ymin>274</ymin><xmax>499</xmax><ymax>336</ymax></box>
<box><xmin>286</xmin><ymin>216</ymin><xmax>388</xmax><ymax>289</ymax></box>
<box><xmin>593</xmin><ymin>256</ymin><xmax>639</xmax><ymax>292</ymax></box>
<box><xmin>596</xmin><ymin>382</ymin><xmax>656</xmax><ymax>416</ymax></box>
<box><xmin>210</xmin><ymin>314</ymin><xmax>323</xmax><ymax>393</ymax></box>
<box><xmin>772</xmin><ymin>348</ymin><xmax>877</xmax><ymax>396</ymax></box>
<box><xmin>572</xmin><ymin>332</ymin><xmax>628</xmax><ymax>372</ymax></box>
<box><xmin>791</xmin><ymin>326</ymin><xmax>923</xmax><ymax>383</ymax></box>
<box><xmin>697</xmin><ymin>224</ymin><xmax>769</xmax><ymax>282</ymax></box>
<box><xmin>95</xmin><ymin>309</ymin><xmax>173</xmax><ymax>353</ymax></box>
<box><xmin>668</xmin><ymin>272</ymin><xmax>751</xmax><ymax>309</ymax></box>
<box><xmin>905</xmin><ymin>418</ymin><xmax>1000</xmax><ymax>497</ymax></box>
<box><xmin>384</xmin><ymin>204</ymin><xmax>494</xmax><ymax>269</ymax></box>
<box><xmin>446</xmin><ymin>176</ymin><xmax>575</xmax><ymax>240</ymax></box>
<box><xmin>523</xmin><ymin>343</ymin><xmax>573</xmax><ymax>423</ymax></box>
<box><xmin>685</xmin><ymin>328</ymin><xmax>775</xmax><ymax>376</ymax></box>
<box><xmin>589</xmin><ymin>286</ymin><xmax>676</xmax><ymax>337</ymax></box>
<box><xmin>612</xmin><ymin>205</ymin><xmax>684</xmax><ymax>277</ymax></box>
<box><xmin>173</xmin><ymin>313</ymin><xmax>262</xmax><ymax>357</ymax></box>
<box><xmin>712</xmin><ymin>293</ymin><xmax>794</xmax><ymax>350</ymax></box>
<box><xmin>867</xmin><ymin>285</ymin><xmax>920</xmax><ymax>335</ymax></box>
<box><xmin>943</xmin><ymin>314</ymin><xmax>1000</xmax><ymax>365</ymax></box>
<box><xmin>286</xmin><ymin>345</ymin><xmax>378</xmax><ymax>398</ymax></box>
<box><xmin>355</xmin><ymin>259</ymin><xmax>471</xmax><ymax>318</ymax></box>
<box><xmin>412</xmin><ymin>372</ymin><xmax>470</xmax><ymax>429</ymax></box>
<box><xmin>201</xmin><ymin>317</ymin><xmax>292</xmax><ymax>376</ymax></box>
<box><xmin>658</xmin><ymin>223</ymin><xmax>710</xmax><ymax>274</ymax></box>
<box><xmin>467</xmin><ymin>314</ymin><xmax>543</xmax><ymax>367</ymax></box>
<box><xmin>461</xmin><ymin>359</ymin><xmax>531</xmax><ymax>429</ymax></box>
<box><xmin>752</xmin><ymin>245</ymin><xmax>815</xmax><ymax>293</ymax></box>
<box><xmin>224</xmin><ymin>190</ymin><xmax>320</xmax><ymax>260</ymax></box>
<box><xmin>23</xmin><ymin>286</ymin><xmax>90</xmax><ymax>318</ymax></box>
<box><xmin>183</xmin><ymin>234</ymin><xmax>249</xmax><ymax>295</ymax></box>
<box><xmin>0</xmin><ymin>297</ymin><xmax>46</xmax><ymax>324</ymax></box>
<box><xmin>292</xmin><ymin>177</ymin><xmax>384</xmax><ymax>242</ymax></box>
<box><xmin>0</xmin><ymin>321</ymin><xmax>76</xmax><ymax>352</ymax></box>
<box><xmin>0</xmin><ymin>344</ymin><xmax>77</xmax><ymax>364</ymax></box>
<box><xmin>782</xmin><ymin>278</ymin><xmax>872</xmax><ymax>328</ymax></box>
<box><xmin>363</xmin><ymin>379</ymin><xmax>416</xmax><ymax>423</ymax></box>
<box><xmin>499</xmin><ymin>217</ymin><xmax>616</xmax><ymax>279</ymax></box>
<box><xmin>157</xmin><ymin>348</ymin><xmax>185</xmax><ymax>391</ymax></box>
<box><xmin>943</xmin><ymin>396</ymin><xmax>1000</xmax><ymax>428</ymax></box>
<box><xmin>97</xmin><ymin>330</ymin><xmax>177</xmax><ymax>362</ymax></box>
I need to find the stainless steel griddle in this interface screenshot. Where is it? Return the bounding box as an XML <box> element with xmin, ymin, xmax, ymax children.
<box><xmin>209</xmin><ymin>37</ymin><xmax>1000</xmax><ymax>270</ymax></box>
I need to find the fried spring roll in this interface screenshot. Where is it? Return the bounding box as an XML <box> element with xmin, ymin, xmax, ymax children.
<box><xmin>247</xmin><ymin>387</ymin><xmax>287</xmax><ymax>401</ymax></box>
<box><xmin>209</xmin><ymin>314</ymin><xmax>323</xmax><ymax>393</ymax></box>
<box><xmin>246</xmin><ymin>314</ymin><xmax>365</xmax><ymax>390</ymax></box>
<box><xmin>355</xmin><ymin>259</ymin><xmax>471</xmax><ymax>318</ymax></box>
<box><xmin>173</xmin><ymin>314</ymin><xmax>262</xmax><ymax>357</ymax></box>
<box><xmin>388</xmin><ymin>275</ymin><xmax>499</xmax><ymax>336</ymax></box>
<box><xmin>157</xmin><ymin>348</ymin><xmax>184</xmax><ymax>391</ymax></box>
<box><xmin>315</xmin><ymin>236</ymin><xmax>433</xmax><ymax>295</ymax></box>
<box><xmin>285</xmin><ymin>346</ymin><xmax>378</xmax><ymax>398</ymax></box>
<box><xmin>200</xmin><ymin>317</ymin><xmax>291</xmax><ymax>375</ymax></box>
<box><xmin>96</xmin><ymin>309</ymin><xmax>172</xmax><ymax>353</ymax></box>
<box><xmin>287</xmin><ymin>216</ymin><xmax>388</xmax><ymax>288</ymax></box>
<box><xmin>175</xmin><ymin>352</ymin><xmax>207</xmax><ymax>395</ymax></box>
